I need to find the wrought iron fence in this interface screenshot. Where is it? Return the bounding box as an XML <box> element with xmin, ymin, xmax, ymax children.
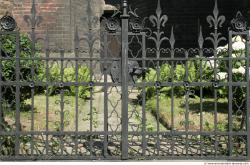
<box><xmin>0</xmin><ymin>0</ymin><xmax>249</xmax><ymax>160</ymax></box>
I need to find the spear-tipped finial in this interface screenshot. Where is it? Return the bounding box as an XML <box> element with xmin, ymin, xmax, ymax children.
<box><xmin>31</xmin><ymin>0</ymin><xmax>36</xmax><ymax>16</ymax></box>
<box><xmin>198</xmin><ymin>26</ymin><xmax>204</xmax><ymax>49</ymax></box>
<box><xmin>170</xmin><ymin>26</ymin><xmax>175</xmax><ymax>49</ymax></box>
<box><xmin>156</xmin><ymin>0</ymin><xmax>162</xmax><ymax>17</ymax></box>
<box><xmin>121</xmin><ymin>0</ymin><xmax>129</xmax><ymax>17</ymax></box>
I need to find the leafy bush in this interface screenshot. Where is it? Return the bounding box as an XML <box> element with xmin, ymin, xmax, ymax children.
<box><xmin>46</xmin><ymin>64</ymin><xmax>92</xmax><ymax>99</ymax></box>
<box><xmin>0</xmin><ymin>33</ymin><xmax>43</xmax><ymax>106</ymax></box>
<box><xmin>214</xmin><ymin>36</ymin><xmax>246</xmax><ymax>113</ymax></box>
<box><xmin>140</xmin><ymin>62</ymin><xmax>197</xmax><ymax>100</ymax></box>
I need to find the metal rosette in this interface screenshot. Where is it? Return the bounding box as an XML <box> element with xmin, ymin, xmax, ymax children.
<box><xmin>0</xmin><ymin>15</ymin><xmax>17</xmax><ymax>31</ymax></box>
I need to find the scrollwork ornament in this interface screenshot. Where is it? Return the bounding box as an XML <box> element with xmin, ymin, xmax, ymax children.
<box><xmin>231</xmin><ymin>11</ymin><xmax>248</xmax><ymax>32</ymax></box>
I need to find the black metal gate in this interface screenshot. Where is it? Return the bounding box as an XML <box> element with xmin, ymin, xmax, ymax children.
<box><xmin>0</xmin><ymin>0</ymin><xmax>250</xmax><ymax>160</ymax></box>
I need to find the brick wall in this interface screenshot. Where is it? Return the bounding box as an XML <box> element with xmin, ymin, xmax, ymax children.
<box><xmin>1</xmin><ymin>0</ymin><xmax>105</xmax><ymax>51</ymax></box>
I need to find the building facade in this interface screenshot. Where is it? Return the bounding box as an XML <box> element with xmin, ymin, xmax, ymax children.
<box><xmin>0</xmin><ymin>0</ymin><xmax>249</xmax><ymax>50</ymax></box>
<box><xmin>0</xmin><ymin>0</ymin><xmax>116</xmax><ymax>51</ymax></box>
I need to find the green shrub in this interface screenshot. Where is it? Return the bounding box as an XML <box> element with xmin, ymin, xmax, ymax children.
<box><xmin>0</xmin><ymin>33</ymin><xmax>43</xmax><ymax>106</ymax></box>
<box><xmin>46</xmin><ymin>64</ymin><xmax>92</xmax><ymax>99</ymax></box>
<box><xmin>141</xmin><ymin>62</ymin><xmax>197</xmax><ymax>100</ymax></box>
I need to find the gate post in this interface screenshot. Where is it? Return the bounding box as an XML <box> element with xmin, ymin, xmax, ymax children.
<box><xmin>121</xmin><ymin>0</ymin><xmax>129</xmax><ymax>160</ymax></box>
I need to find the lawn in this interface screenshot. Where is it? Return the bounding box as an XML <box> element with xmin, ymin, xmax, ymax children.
<box><xmin>3</xmin><ymin>92</ymin><xmax>237</xmax><ymax>132</ymax></box>
<box><xmin>145</xmin><ymin>96</ymin><xmax>231</xmax><ymax>132</ymax></box>
<box><xmin>4</xmin><ymin>95</ymin><xmax>88</xmax><ymax>132</ymax></box>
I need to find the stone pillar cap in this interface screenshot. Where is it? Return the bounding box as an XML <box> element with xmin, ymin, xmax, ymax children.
<box><xmin>104</xmin><ymin>4</ymin><xmax>118</xmax><ymax>11</ymax></box>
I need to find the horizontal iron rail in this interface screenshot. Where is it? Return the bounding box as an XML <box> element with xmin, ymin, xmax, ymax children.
<box><xmin>0</xmin><ymin>81</ymin><xmax>247</xmax><ymax>87</ymax></box>
<box><xmin>0</xmin><ymin>131</ymin><xmax>248</xmax><ymax>136</ymax></box>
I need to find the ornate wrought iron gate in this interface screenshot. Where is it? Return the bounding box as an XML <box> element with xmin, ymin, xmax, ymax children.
<box><xmin>0</xmin><ymin>0</ymin><xmax>250</xmax><ymax>160</ymax></box>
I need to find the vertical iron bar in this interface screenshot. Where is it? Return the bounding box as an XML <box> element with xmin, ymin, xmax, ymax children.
<box><xmin>30</xmin><ymin>42</ymin><xmax>35</xmax><ymax>156</ymax></box>
<box><xmin>199</xmin><ymin>59</ymin><xmax>204</xmax><ymax>157</ymax></box>
<box><xmin>103</xmin><ymin>31</ymin><xmax>108</xmax><ymax>158</ymax></box>
<box><xmin>74</xmin><ymin>27</ymin><xmax>79</xmax><ymax>155</ymax></box>
<box><xmin>15</xmin><ymin>32</ymin><xmax>21</xmax><ymax>156</ymax></box>
<box><xmin>31</xmin><ymin>69</ymin><xmax>35</xmax><ymax>156</ymax></box>
<box><xmin>141</xmin><ymin>33</ymin><xmax>146</xmax><ymax>156</ymax></box>
<box><xmin>121</xmin><ymin>0</ymin><xmax>129</xmax><ymax>160</ymax></box>
<box><xmin>0</xmin><ymin>34</ymin><xmax>2</xmax><ymax>132</ymax></box>
<box><xmin>228</xmin><ymin>30</ymin><xmax>233</xmax><ymax>157</ymax></box>
<box><xmin>60</xmin><ymin>49</ymin><xmax>65</xmax><ymax>155</ymax></box>
<box><xmin>198</xmin><ymin>26</ymin><xmax>204</xmax><ymax>157</ymax></box>
<box><xmin>30</xmin><ymin>0</ymin><xmax>37</xmax><ymax>156</ymax></box>
<box><xmin>86</xmin><ymin>0</ymin><xmax>94</xmax><ymax>157</ymax></box>
<box><xmin>214</xmin><ymin>48</ymin><xmax>218</xmax><ymax>158</ymax></box>
<box><xmin>170</xmin><ymin>29</ymin><xmax>175</xmax><ymax>157</ymax></box>
<box><xmin>89</xmin><ymin>51</ymin><xmax>93</xmax><ymax>158</ymax></box>
<box><xmin>246</xmin><ymin>30</ymin><xmax>250</xmax><ymax>159</ymax></box>
<box><xmin>156</xmin><ymin>69</ymin><xmax>160</xmax><ymax>157</ymax></box>
<box><xmin>45</xmin><ymin>29</ymin><xmax>49</xmax><ymax>155</ymax></box>
<box><xmin>184</xmin><ymin>51</ymin><xmax>189</xmax><ymax>157</ymax></box>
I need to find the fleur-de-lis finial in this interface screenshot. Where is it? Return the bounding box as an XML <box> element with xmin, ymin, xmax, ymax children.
<box><xmin>206</xmin><ymin>0</ymin><xmax>226</xmax><ymax>49</ymax></box>
<box><xmin>23</xmin><ymin>0</ymin><xmax>43</xmax><ymax>29</ymax></box>
<box><xmin>148</xmin><ymin>0</ymin><xmax>169</xmax><ymax>57</ymax></box>
<box><xmin>207</xmin><ymin>0</ymin><xmax>225</xmax><ymax>30</ymax></box>
<box><xmin>149</xmin><ymin>0</ymin><xmax>168</xmax><ymax>28</ymax></box>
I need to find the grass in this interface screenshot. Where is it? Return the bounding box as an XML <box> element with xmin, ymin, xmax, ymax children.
<box><xmin>4</xmin><ymin>95</ymin><xmax>88</xmax><ymax>132</ymax></box>
<box><xmin>145</xmin><ymin>96</ymin><xmax>231</xmax><ymax>132</ymax></box>
<box><xmin>3</xmin><ymin>92</ymin><xmax>242</xmax><ymax>133</ymax></box>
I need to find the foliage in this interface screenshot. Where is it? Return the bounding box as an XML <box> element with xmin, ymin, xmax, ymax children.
<box><xmin>213</xmin><ymin>36</ymin><xmax>247</xmax><ymax>117</ymax></box>
<box><xmin>140</xmin><ymin>62</ymin><xmax>197</xmax><ymax>101</ymax></box>
<box><xmin>138</xmin><ymin>35</ymin><xmax>247</xmax><ymax>131</ymax></box>
<box><xmin>46</xmin><ymin>64</ymin><xmax>92</xmax><ymax>99</ymax></box>
<box><xmin>0</xmin><ymin>33</ymin><xmax>43</xmax><ymax>107</ymax></box>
